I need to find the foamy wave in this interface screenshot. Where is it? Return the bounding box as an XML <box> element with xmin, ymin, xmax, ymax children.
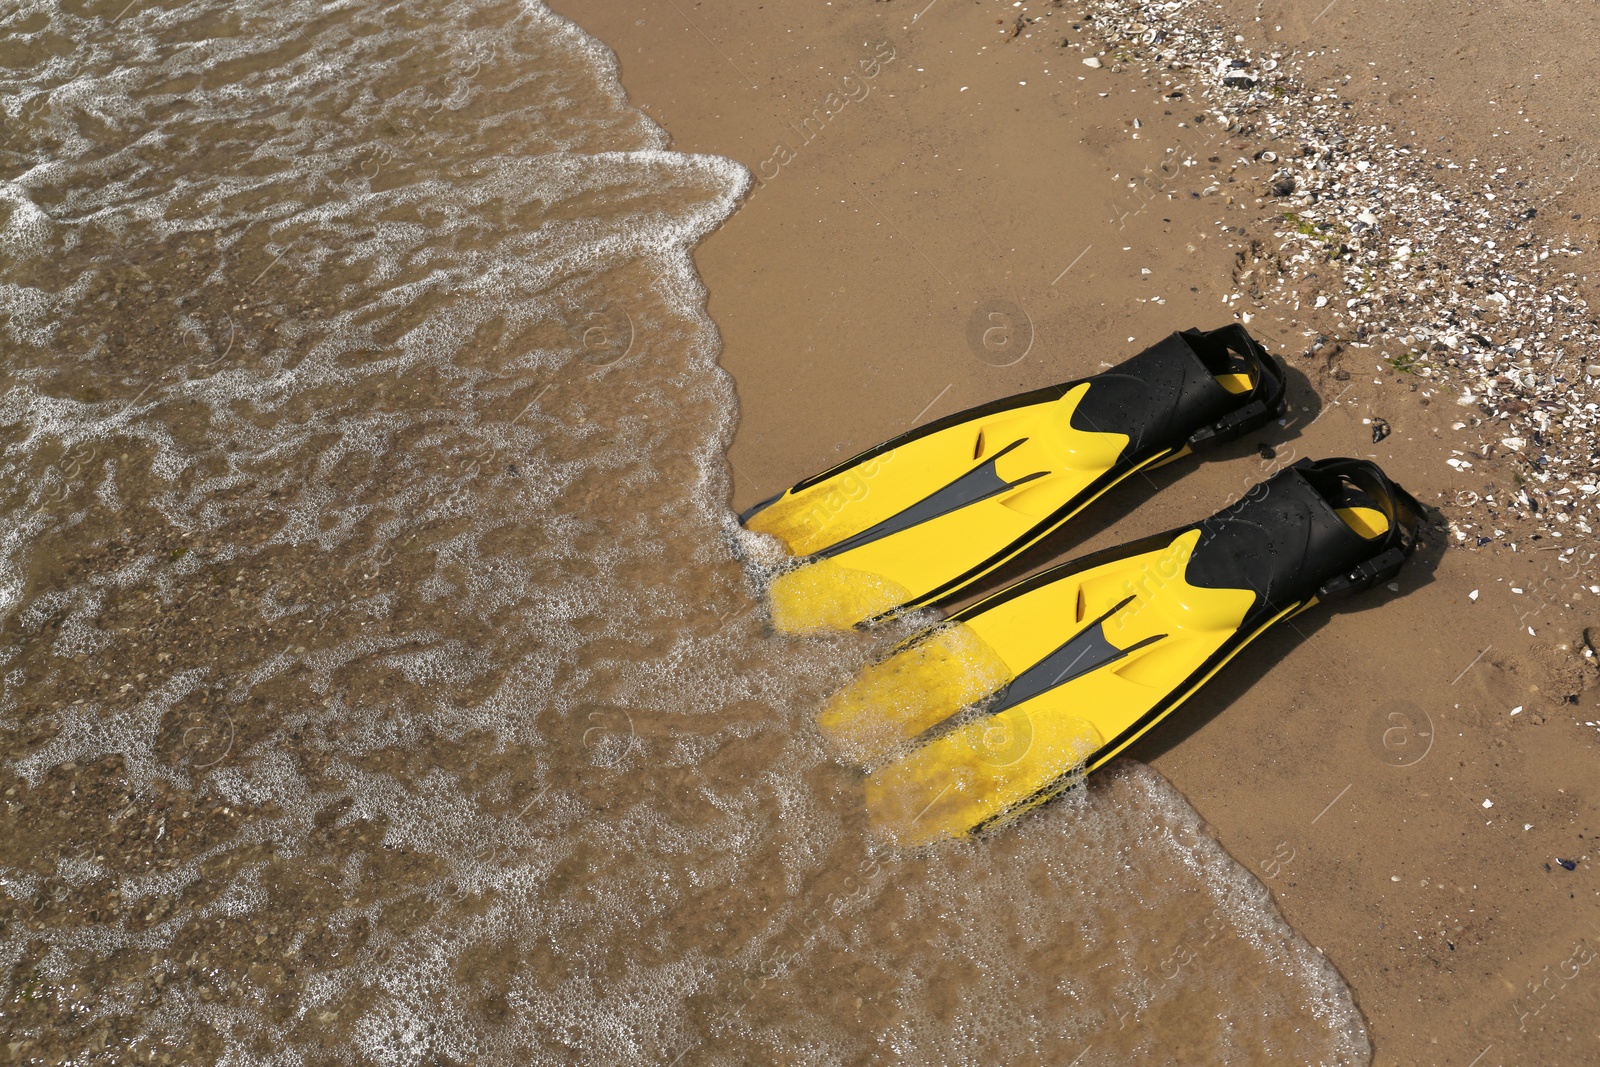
<box><xmin>0</xmin><ymin>2</ymin><xmax>1365</xmax><ymax>1065</ymax></box>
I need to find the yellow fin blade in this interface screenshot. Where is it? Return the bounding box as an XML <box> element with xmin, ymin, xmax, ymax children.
<box><xmin>767</xmin><ymin>558</ymin><xmax>912</xmax><ymax>634</ymax></box>
<box><xmin>817</xmin><ymin>624</ymin><xmax>1013</xmax><ymax>763</ymax></box>
<box><xmin>745</xmin><ymin>384</ymin><xmax>1134</xmax><ymax>629</ymax></box>
<box><xmin>865</xmin><ymin>709</ymin><xmax>1105</xmax><ymax>846</ymax></box>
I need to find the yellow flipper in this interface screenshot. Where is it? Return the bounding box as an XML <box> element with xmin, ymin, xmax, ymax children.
<box><xmin>742</xmin><ymin>325</ymin><xmax>1289</xmax><ymax>632</ymax></box>
<box><xmin>823</xmin><ymin>457</ymin><xmax>1433</xmax><ymax>845</ymax></box>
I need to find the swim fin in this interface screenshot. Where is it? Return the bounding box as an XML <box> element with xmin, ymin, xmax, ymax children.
<box><xmin>741</xmin><ymin>324</ymin><xmax>1286</xmax><ymax>632</ymax></box>
<box><xmin>818</xmin><ymin>457</ymin><xmax>1433</xmax><ymax>846</ymax></box>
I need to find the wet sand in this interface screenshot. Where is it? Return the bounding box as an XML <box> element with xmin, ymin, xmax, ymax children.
<box><xmin>553</xmin><ymin>1</ymin><xmax>1600</xmax><ymax>1063</ymax></box>
<box><xmin>0</xmin><ymin>2</ymin><xmax>1399</xmax><ymax>1061</ymax></box>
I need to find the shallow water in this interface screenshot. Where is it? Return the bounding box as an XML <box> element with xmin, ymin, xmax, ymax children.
<box><xmin>1</xmin><ymin>1</ymin><xmax>1368</xmax><ymax>1063</ymax></box>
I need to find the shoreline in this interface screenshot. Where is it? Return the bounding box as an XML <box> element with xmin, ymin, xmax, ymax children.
<box><xmin>551</xmin><ymin>1</ymin><xmax>1600</xmax><ymax>1062</ymax></box>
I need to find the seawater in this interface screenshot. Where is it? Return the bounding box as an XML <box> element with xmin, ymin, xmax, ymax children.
<box><xmin>0</xmin><ymin>1</ymin><xmax>1369</xmax><ymax>1063</ymax></box>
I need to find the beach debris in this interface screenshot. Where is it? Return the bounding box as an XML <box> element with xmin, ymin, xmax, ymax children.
<box><xmin>1082</xmin><ymin>56</ymin><xmax>1102</xmax><ymax>68</ymax></box>
<box><xmin>1582</xmin><ymin>627</ymin><xmax>1599</xmax><ymax>660</ymax></box>
<box><xmin>1510</xmin><ymin>706</ymin><xmax>1523</xmax><ymax>716</ymax></box>
<box><xmin>1469</xmin><ymin>589</ymin><xmax>1480</xmax><ymax>601</ymax></box>
<box><xmin>1557</xmin><ymin>857</ymin><xmax>1577</xmax><ymax>871</ymax></box>
<box><xmin>1482</xmin><ymin>798</ymin><xmax>1494</xmax><ymax>808</ymax></box>
<box><xmin>1070</xmin><ymin>0</ymin><xmax>1600</xmax><ymax>578</ymax></box>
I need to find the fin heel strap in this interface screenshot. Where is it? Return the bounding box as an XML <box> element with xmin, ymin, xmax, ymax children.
<box><xmin>1184</xmin><ymin>325</ymin><xmax>1286</xmax><ymax>452</ymax></box>
<box><xmin>1315</xmin><ymin>546</ymin><xmax>1408</xmax><ymax>602</ymax></box>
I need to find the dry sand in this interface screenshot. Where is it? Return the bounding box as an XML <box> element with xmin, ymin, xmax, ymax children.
<box><xmin>553</xmin><ymin>1</ymin><xmax>1600</xmax><ymax>1062</ymax></box>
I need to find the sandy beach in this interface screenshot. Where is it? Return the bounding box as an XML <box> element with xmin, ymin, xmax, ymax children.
<box><xmin>553</xmin><ymin>1</ymin><xmax>1600</xmax><ymax>1062</ymax></box>
<box><xmin>3</xmin><ymin>0</ymin><xmax>1596</xmax><ymax>1062</ymax></box>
